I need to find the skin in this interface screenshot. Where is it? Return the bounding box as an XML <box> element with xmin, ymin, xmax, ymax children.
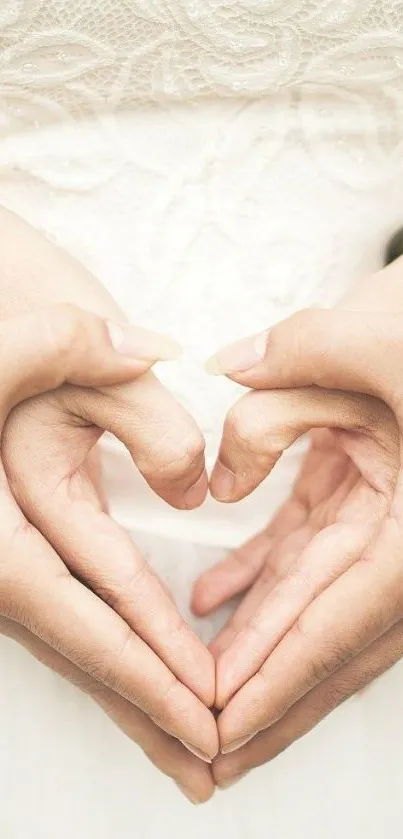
<box><xmin>3</xmin><ymin>205</ymin><xmax>403</xmax><ymax>802</ymax></box>
<box><xmin>193</xmin><ymin>258</ymin><xmax>403</xmax><ymax>789</ymax></box>
<box><xmin>0</xmin><ymin>208</ymin><xmax>217</xmax><ymax>805</ymax></box>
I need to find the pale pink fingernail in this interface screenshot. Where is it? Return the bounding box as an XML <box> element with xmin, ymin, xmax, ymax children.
<box><xmin>211</xmin><ymin>461</ymin><xmax>235</xmax><ymax>501</ymax></box>
<box><xmin>180</xmin><ymin>741</ymin><xmax>213</xmax><ymax>763</ymax></box>
<box><xmin>205</xmin><ymin>330</ymin><xmax>270</xmax><ymax>376</ymax></box>
<box><xmin>106</xmin><ymin>321</ymin><xmax>182</xmax><ymax>361</ymax></box>
<box><xmin>221</xmin><ymin>734</ymin><xmax>255</xmax><ymax>755</ymax></box>
<box><xmin>183</xmin><ymin>470</ymin><xmax>209</xmax><ymax>509</ymax></box>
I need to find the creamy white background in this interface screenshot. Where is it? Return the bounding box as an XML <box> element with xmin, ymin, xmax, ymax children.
<box><xmin>1</xmin><ymin>1</ymin><xmax>403</xmax><ymax>836</ymax></box>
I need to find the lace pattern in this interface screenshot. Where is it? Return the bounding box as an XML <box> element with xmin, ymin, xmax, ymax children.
<box><xmin>0</xmin><ymin>1</ymin><xmax>402</xmax><ymax>191</ymax></box>
<box><xmin>0</xmin><ymin>2</ymin><xmax>402</xmax><ymax>122</ymax></box>
<box><xmin>0</xmin><ymin>2</ymin><xmax>402</xmax><ymax>546</ymax></box>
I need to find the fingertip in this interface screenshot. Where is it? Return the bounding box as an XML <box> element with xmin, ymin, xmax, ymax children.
<box><xmin>182</xmin><ymin>469</ymin><xmax>209</xmax><ymax>510</ymax></box>
<box><xmin>106</xmin><ymin>320</ymin><xmax>183</xmax><ymax>362</ymax></box>
<box><xmin>217</xmin><ymin>704</ymin><xmax>256</xmax><ymax>755</ymax></box>
<box><xmin>209</xmin><ymin>460</ymin><xmax>237</xmax><ymax>503</ymax></box>
<box><xmin>209</xmin><ymin>460</ymin><xmax>261</xmax><ymax>504</ymax></box>
<box><xmin>191</xmin><ymin>574</ymin><xmax>223</xmax><ymax>617</ymax></box>
<box><xmin>190</xmin><ymin>589</ymin><xmax>211</xmax><ymax>618</ymax></box>
<box><xmin>207</xmin><ymin>638</ymin><xmax>222</xmax><ymax>660</ymax></box>
<box><xmin>204</xmin><ymin>331</ymin><xmax>270</xmax><ymax>378</ymax></box>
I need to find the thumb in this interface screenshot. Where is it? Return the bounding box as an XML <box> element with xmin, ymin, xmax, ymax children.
<box><xmin>205</xmin><ymin>309</ymin><xmax>403</xmax><ymax>409</ymax></box>
<box><xmin>0</xmin><ymin>303</ymin><xmax>180</xmax><ymax>425</ymax></box>
<box><xmin>210</xmin><ymin>386</ymin><xmax>396</xmax><ymax>502</ymax></box>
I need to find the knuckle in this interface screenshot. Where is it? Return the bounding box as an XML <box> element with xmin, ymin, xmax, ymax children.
<box><xmin>158</xmin><ymin>674</ymin><xmax>179</xmax><ymax>710</ymax></box>
<box><xmin>148</xmin><ymin>675</ymin><xmax>180</xmax><ymax>730</ymax></box>
<box><xmin>292</xmin><ymin>617</ymin><xmax>351</xmax><ymax>686</ymax></box>
<box><xmin>44</xmin><ymin>304</ymin><xmax>90</xmax><ymax>374</ymax></box>
<box><xmin>228</xmin><ymin>394</ymin><xmax>288</xmax><ymax>460</ymax></box>
<box><xmin>100</xmin><ymin>558</ymin><xmax>149</xmax><ymax>611</ymax></box>
<box><xmin>166</xmin><ymin>612</ymin><xmax>190</xmax><ymax>647</ymax></box>
<box><xmin>228</xmin><ymin>397</ymin><xmax>271</xmax><ymax>456</ymax></box>
<box><xmin>318</xmin><ymin>677</ymin><xmax>354</xmax><ymax>713</ymax></box>
<box><xmin>143</xmin><ymin>428</ymin><xmax>205</xmax><ymax>483</ymax></box>
<box><xmin>88</xmin><ymin>626</ymin><xmax>133</xmax><ymax>692</ymax></box>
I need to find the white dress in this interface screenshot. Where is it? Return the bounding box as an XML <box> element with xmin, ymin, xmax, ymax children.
<box><xmin>1</xmin><ymin>2</ymin><xmax>403</xmax><ymax>837</ymax></box>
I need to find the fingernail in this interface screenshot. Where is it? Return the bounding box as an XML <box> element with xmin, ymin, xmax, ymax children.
<box><xmin>181</xmin><ymin>741</ymin><xmax>213</xmax><ymax>763</ymax></box>
<box><xmin>221</xmin><ymin>734</ymin><xmax>255</xmax><ymax>755</ymax></box>
<box><xmin>175</xmin><ymin>783</ymin><xmax>202</xmax><ymax>805</ymax></box>
<box><xmin>218</xmin><ymin>772</ymin><xmax>248</xmax><ymax>790</ymax></box>
<box><xmin>205</xmin><ymin>330</ymin><xmax>269</xmax><ymax>376</ymax></box>
<box><xmin>210</xmin><ymin>460</ymin><xmax>235</xmax><ymax>501</ymax></box>
<box><xmin>106</xmin><ymin>321</ymin><xmax>182</xmax><ymax>361</ymax></box>
<box><xmin>183</xmin><ymin>470</ymin><xmax>209</xmax><ymax>509</ymax></box>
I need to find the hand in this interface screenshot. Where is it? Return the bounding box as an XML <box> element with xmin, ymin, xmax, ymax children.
<box><xmin>0</xmin><ymin>305</ymin><xmax>216</xmax><ymax>803</ymax></box>
<box><xmin>0</xmin><ymin>207</ymin><xmax>217</xmax><ymax>801</ymax></box>
<box><xmin>193</xmin><ymin>258</ymin><xmax>403</xmax><ymax>787</ymax></box>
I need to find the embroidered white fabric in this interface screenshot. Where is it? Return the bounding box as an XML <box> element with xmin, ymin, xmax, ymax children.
<box><xmin>1</xmin><ymin>3</ymin><xmax>403</xmax><ymax>837</ymax></box>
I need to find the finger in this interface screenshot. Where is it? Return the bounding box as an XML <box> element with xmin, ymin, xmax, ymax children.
<box><xmin>217</xmin><ymin>526</ymin><xmax>402</xmax><ymax>752</ymax></box>
<box><xmin>4</xmin><ymin>409</ymin><xmax>214</xmax><ymax>707</ymax></box>
<box><xmin>192</xmin><ymin>492</ymin><xmax>309</xmax><ymax>619</ymax></box>
<box><xmin>210</xmin><ymin>430</ymin><xmax>383</xmax><ymax>661</ymax></box>
<box><xmin>205</xmin><ymin>308</ymin><xmax>403</xmax><ymax>409</ymax></box>
<box><xmin>213</xmin><ymin>616</ymin><xmax>403</xmax><ymax>787</ymax></box>
<box><xmin>0</xmin><ymin>303</ymin><xmax>181</xmax><ymax>422</ymax></box>
<box><xmin>215</xmin><ymin>457</ymin><xmax>382</xmax><ymax>706</ymax></box>
<box><xmin>210</xmin><ymin>386</ymin><xmax>395</xmax><ymax>502</ymax></box>
<box><xmin>0</xmin><ymin>518</ymin><xmax>219</xmax><ymax>760</ymax></box>
<box><xmin>210</xmin><ymin>523</ymin><xmax>313</xmax><ymax>660</ymax></box>
<box><xmin>60</xmin><ymin>376</ymin><xmax>208</xmax><ymax>511</ymax></box>
<box><xmin>0</xmin><ymin>616</ymin><xmax>214</xmax><ymax>804</ymax></box>
<box><xmin>0</xmin><ymin>303</ymin><xmax>208</xmax><ymax>510</ymax></box>
<box><xmin>191</xmin><ymin>530</ymin><xmax>271</xmax><ymax>618</ymax></box>
<box><xmin>84</xmin><ymin>447</ymin><xmax>109</xmax><ymax>513</ymax></box>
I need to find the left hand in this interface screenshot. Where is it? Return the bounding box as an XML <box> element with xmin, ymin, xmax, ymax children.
<box><xmin>193</xmin><ymin>258</ymin><xmax>403</xmax><ymax>787</ymax></box>
<box><xmin>0</xmin><ymin>304</ymin><xmax>215</xmax><ymax>803</ymax></box>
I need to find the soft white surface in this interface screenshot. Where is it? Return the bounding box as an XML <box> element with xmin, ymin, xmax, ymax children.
<box><xmin>1</xmin><ymin>1</ymin><xmax>403</xmax><ymax>836</ymax></box>
<box><xmin>2</xmin><ymin>532</ymin><xmax>403</xmax><ymax>839</ymax></box>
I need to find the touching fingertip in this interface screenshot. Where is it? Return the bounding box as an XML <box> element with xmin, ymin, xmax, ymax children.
<box><xmin>180</xmin><ymin>741</ymin><xmax>213</xmax><ymax>763</ymax></box>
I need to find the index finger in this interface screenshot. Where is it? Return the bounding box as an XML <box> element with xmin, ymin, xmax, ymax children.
<box><xmin>4</xmin><ymin>401</ymin><xmax>215</xmax><ymax>707</ymax></box>
<box><xmin>0</xmin><ymin>615</ymin><xmax>215</xmax><ymax>804</ymax></box>
<box><xmin>62</xmin><ymin>375</ymin><xmax>208</xmax><ymax>511</ymax></box>
<box><xmin>210</xmin><ymin>387</ymin><xmax>392</xmax><ymax>502</ymax></box>
<box><xmin>0</xmin><ymin>511</ymin><xmax>218</xmax><ymax>761</ymax></box>
<box><xmin>218</xmin><ymin>527</ymin><xmax>401</xmax><ymax>753</ymax></box>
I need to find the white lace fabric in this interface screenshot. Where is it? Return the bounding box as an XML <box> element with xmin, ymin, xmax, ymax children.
<box><xmin>1</xmin><ymin>1</ymin><xmax>403</xmax><ymax>123</ymax></box>
<box><xmin>0</xmin><ymin>1</ymin><xmax>402</xmax><ymax>546</ymax></box>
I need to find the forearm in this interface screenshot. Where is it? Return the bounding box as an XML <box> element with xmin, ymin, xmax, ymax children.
<box><xmin>0</xmin><ymin>206</ymin><xmax>124</xmax><ymax>321</ymax></box>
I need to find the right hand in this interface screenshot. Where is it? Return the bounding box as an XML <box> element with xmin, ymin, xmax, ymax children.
<box><xmin>0</xmin><ymin>304</ymin><xmax>217</xmax><ymax>805</ymax></box>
